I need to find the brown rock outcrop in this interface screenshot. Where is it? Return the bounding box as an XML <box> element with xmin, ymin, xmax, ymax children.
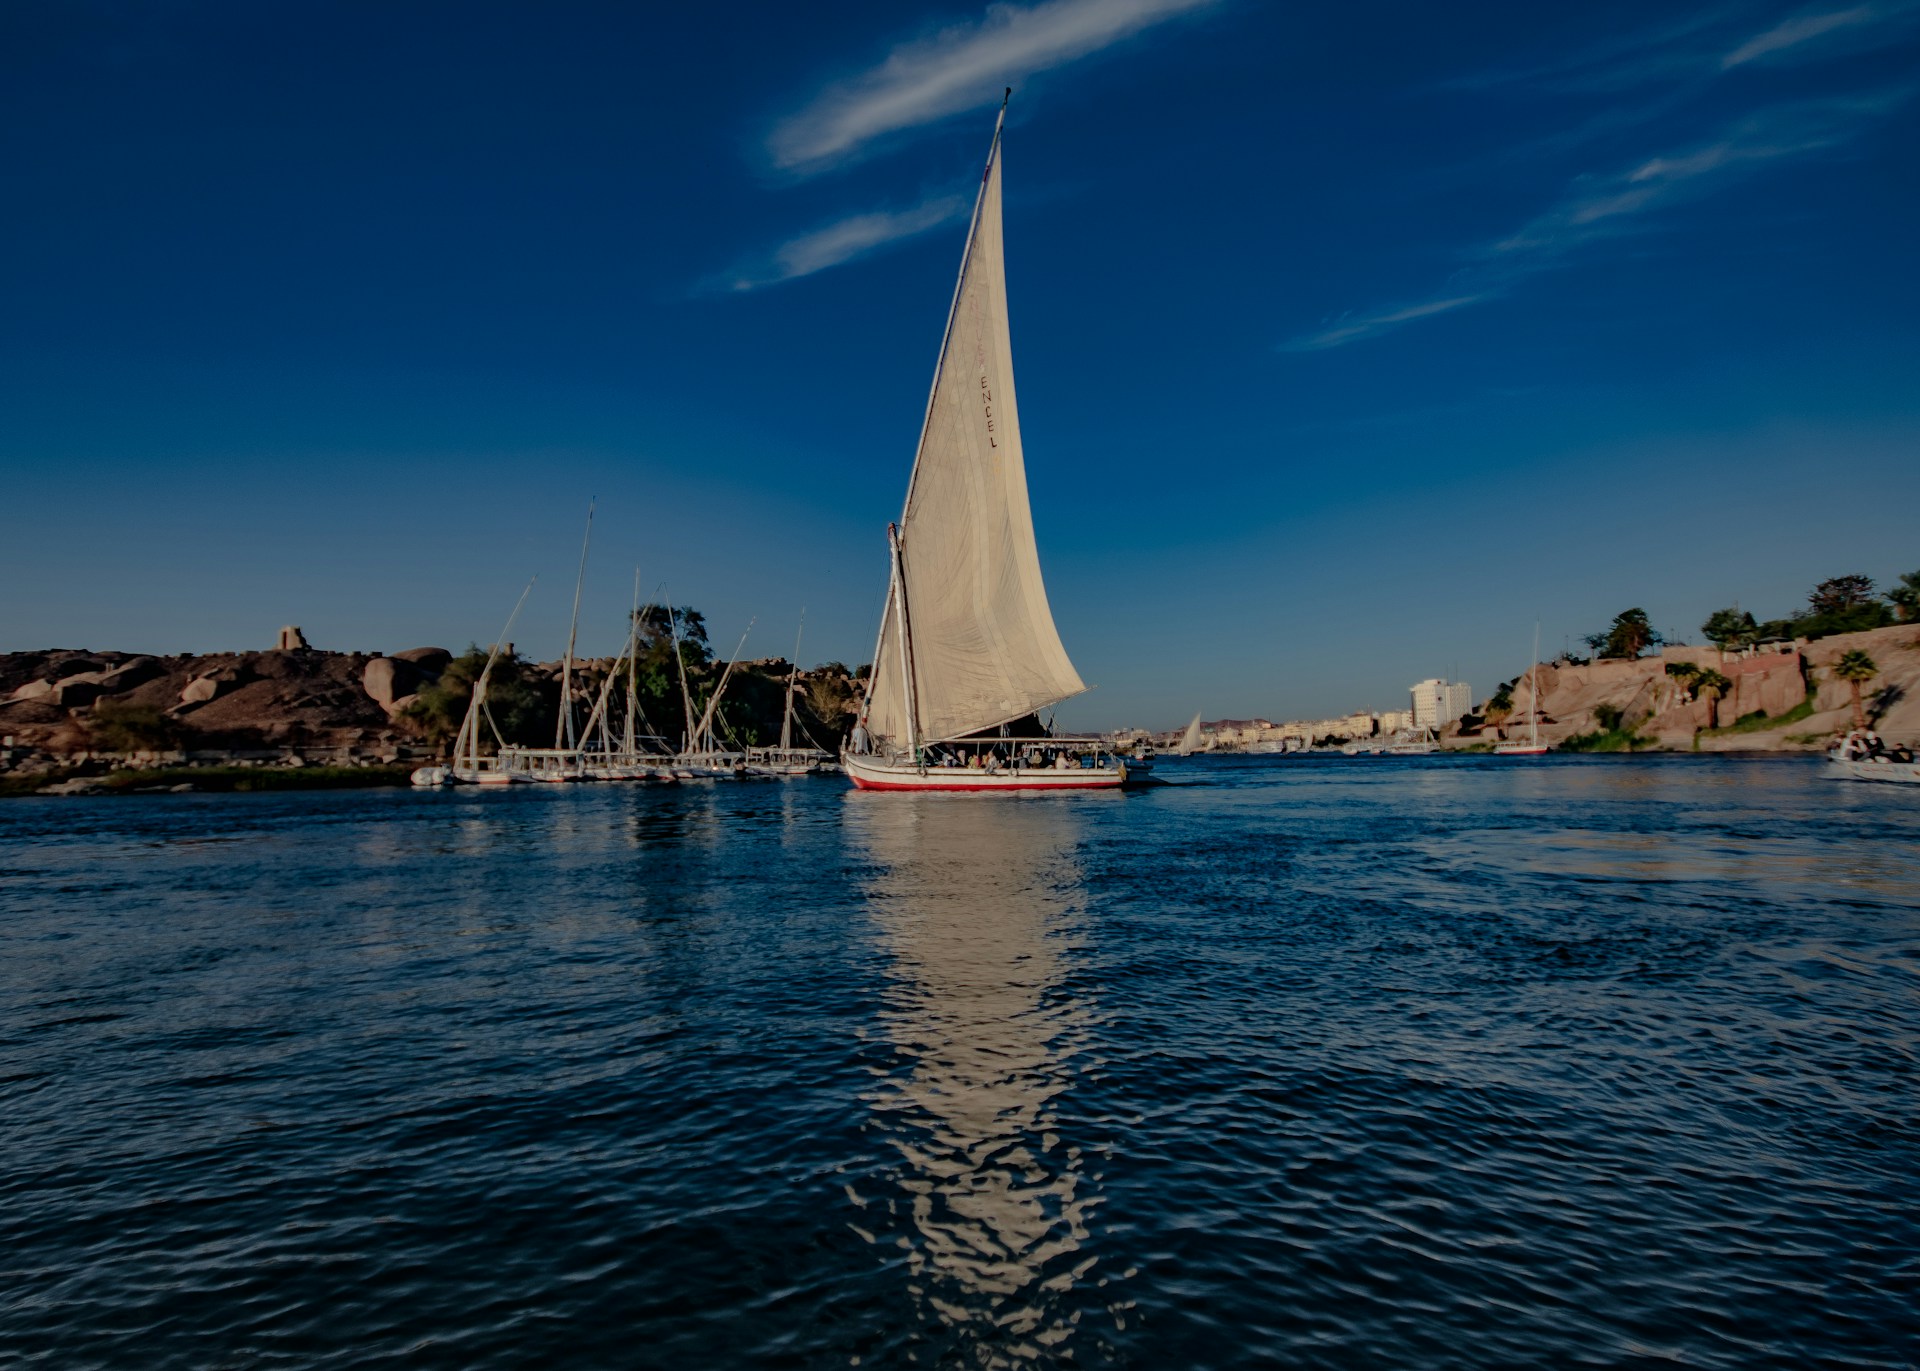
<box><xmin>1459</xmin><ymin>622</ymin><xmax>1920</xmax><ymax>750</ymax></box>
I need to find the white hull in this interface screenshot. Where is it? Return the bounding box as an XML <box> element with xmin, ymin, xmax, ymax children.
<box><xmin>843</xmin><ymin>752</ymin><xmax>1125</xmax><ymax>792</ymax></box>
<box><xmin>1828</xmin><ymin>756</ymin><xmax>1920</xmax><ymax>784</ymax></box>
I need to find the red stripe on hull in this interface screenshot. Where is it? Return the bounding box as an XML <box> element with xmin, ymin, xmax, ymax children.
<box><xmin>846</xmin><ymin>775</ymin><xmax>1124</xmax><ymax>791</ymax></box>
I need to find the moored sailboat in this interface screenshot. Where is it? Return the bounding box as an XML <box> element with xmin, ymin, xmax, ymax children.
<box><xmin>842</xmin><ymin>96</ymin><xmax>1124</xmax><ymax>793</ymax></box>
<box><xmin>1494</xmin><ymin>622</ymin><xmax>1550</xmax><ymax>756</ymax></box>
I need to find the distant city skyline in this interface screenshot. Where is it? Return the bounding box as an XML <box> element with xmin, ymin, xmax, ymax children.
<box><xmin>4</xmin><ymin>1</ymin><xmax>1917</xmax><ymax>730</ymax></box>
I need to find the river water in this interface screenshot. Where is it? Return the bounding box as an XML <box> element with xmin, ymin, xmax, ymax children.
<box><xmin>2</xmin><ymin>755</ymin><xmax>1915</xmax><ymax>1369</ymax></box>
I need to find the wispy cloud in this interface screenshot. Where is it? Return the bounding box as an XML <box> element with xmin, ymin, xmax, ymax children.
<box><xmin>1441</xmin><ymin>7</ymin><xmax>1742</xmax><ymax>94</ymax></box>
<box><xmin>768</xmin><ymin>0</ymin><xmax>1214</xmax><ymax>174</ymax></box>
<box><xmin>1288</xmin><ymin>90</ymin><xmax>1910</xmax><ymax>351</ymax></box>
<box><xmin>707</xmin><ymin>194</ymin><xmax>967</xmax><ymax>293</ymax></box>
<box><xmin>1290</xmin><ymin>297</ymin><xmax>1486</xmax><ymax>352</ymax></box>
<box><xmin>1722</xmin><ymin>3</ymin><xmax>1907</xmax><ymax>66</ymax></box>
<box><xmin>1451</xmin><ymin>1</ymin><xmax>1916</xmax><ymax>93</ymax></box>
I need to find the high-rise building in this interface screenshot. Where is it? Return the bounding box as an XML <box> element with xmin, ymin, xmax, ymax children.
<box><xmin>1411</xmin><ymin>678</ymin><xmax>1472</xmax><ymax>729</ymax></box>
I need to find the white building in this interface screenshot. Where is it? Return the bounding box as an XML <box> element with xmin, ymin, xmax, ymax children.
<box><xmin>1411</xmin><ymin>679</ymin><xmax>1472</xmax><ymax>730</ymax></box>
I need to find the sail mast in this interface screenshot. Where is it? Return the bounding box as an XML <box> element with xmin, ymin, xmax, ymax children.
<box><xmin>692</xmin><ymin>622</ymin><xmax>755</xmax><ymax>752</ymax></box>
<box><xmin>888</xmin><ymin>526</ymin><xmax>920</xmax><ymax>755</ymax></box>
<box><xmin>781</xmin><ymin>611</ymin><xmax>804</xmax><ymax>752</ymax></box>
<box><xmin>625</xmin><ymin>569</ymin><xmax>641</xmax><ymax>756</ymax></box>
<box><xmin>668</xmin><ymin>601</ymin><xmax>698</xmax><ymax>753</ymax></box>
<box><xmin>459</xmin><ymin>578</ymin><xmax>535</xmax><ymax>769</ymax></box>
<box><xmin>556</xmin><ymin>500</ymin><xmax>595</xmax><ymax>749</ymax></box>
<box><xmin>1530</xmin><ymin>620</ymin><xmax>1542</xmax><ymax>748</ymax></box>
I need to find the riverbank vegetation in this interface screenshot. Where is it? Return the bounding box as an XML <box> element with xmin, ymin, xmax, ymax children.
<box><xmin>1575</xmin><ymin>571</ymin><xmax>1918</xmax><ymax>663</ymax></box>
<box><xmin>1558</xmin><ymin>703</ymin><xmax>1653</xmax><ymax>753</ymax></box>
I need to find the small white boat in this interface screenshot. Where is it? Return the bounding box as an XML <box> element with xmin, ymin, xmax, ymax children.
<box><xmin>1828</xmin><ymin>732</ymin><xmax>1919</xmax><ymax>784</ymax></box>
<box><xmin>1828</xmin><ymin>756</ymin><xmax>1920</xmax><ymax>783</ymax></box>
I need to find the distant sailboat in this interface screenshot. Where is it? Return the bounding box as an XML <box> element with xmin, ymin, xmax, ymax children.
<box><xmin>677</xmin><ymin>619</ymin><xmax>755</xmax><ymax>778</ymax></box>
<box><xmin>842</xmin><ymin>95</ymin><xmax>1124</xmax><ymax>793</ymax></box>
<box><xmin>1177</xmin><ymin>713</ymin><xmax>1205</xmax><ymax>757</ymax></box>
<box><xmin>749</xmin><ymin>613</ymin><xmax>834</xmax><ymax>775</ymax></box>
<box><xmin>1495</xmin><ymin>622</ymin><xmax>1550</xmax><ymax>756</ymax></box>
<box><xmin>412</xmin><ymin>579</ymin><xmax>536</xmax><ymax>786</ymax></box>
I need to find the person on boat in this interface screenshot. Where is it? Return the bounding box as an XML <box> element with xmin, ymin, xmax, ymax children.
<box><xmin>1054</xmin><ymin>752</ymin><xmax>1071</xmax><ymax>770</ymax></box>
<box><xmin>850</xmin><ymin>722</ymin><xmax>871</xmax><ymax>755</ymax></box>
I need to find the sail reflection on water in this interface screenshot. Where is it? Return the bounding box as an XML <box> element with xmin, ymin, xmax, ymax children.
<box><xmin>847</xmin><ymin>796</ymin><xmax>1122</xmax><ymax>1366</ymax></box>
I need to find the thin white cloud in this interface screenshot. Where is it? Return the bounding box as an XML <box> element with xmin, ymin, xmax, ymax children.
<box><xmin>1724</xmin><ymin>5</ymin><xmax>1882</xmax><ymax>66</ymax></box>
<box><xmin>1449</xmin><ymin>1</ymin><xmax>1916</xmax><ymax>92</ymax></box>
<box><xmin>768</xmin><ymin>0</ymin><xmax>1214</xmax><ymax>173</ymax></box>
<box><xmin>1289</xmin><ymin>297</ymin><xmax>1486</xmax><ymax>353</ymax></box>
<box><xmin>1289</xmin><ymin>90</ymin><xmax>1910</xmax><ymax>351</ymax></box>
<box><xmin>711</xmin><ymin>194</ymin><xmax>968</xmax><ymax>293</ymax></box>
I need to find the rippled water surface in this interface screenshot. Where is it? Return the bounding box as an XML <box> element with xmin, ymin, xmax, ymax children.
<box><xmin>3</xmin><ymin>755</ymin><xmax>1917</xmax><ymax>1369</ymax></box>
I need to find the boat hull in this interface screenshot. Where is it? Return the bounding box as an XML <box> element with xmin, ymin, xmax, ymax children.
<box><xmin>1828</xmin><ymin>756</ymin><xmax>1920</xmax><ymax>784</ymax></box>
<box><xmin>1493</xmin><ymin>744</ymin><xmax>1549</xmax><ymax>756</ymax></box>
<box><xmin>843</xmin><ymin>753</ymin><xmax>1125</xmax><ymax>792</ymax></box>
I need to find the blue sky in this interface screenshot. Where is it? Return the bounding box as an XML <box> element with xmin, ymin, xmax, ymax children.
<box><xmin>3</xmin><ymin>0</ymin><xmax>1916</xmax><ymax>729</ymax></box>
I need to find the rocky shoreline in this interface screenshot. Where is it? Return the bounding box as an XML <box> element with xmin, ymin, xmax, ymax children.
<box><xmin>0</xmin><ymin>626</ymin><xmax>861</xmax><ymax>795</ymax></box>
<box><xmin>1442</xmin><ymin>622</ymin><xmax>1919</xmax><ymax>751</ymax></box>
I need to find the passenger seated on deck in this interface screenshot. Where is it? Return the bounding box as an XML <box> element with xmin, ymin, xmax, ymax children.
<box><xmin>1055</xmin><ymin>752</ymin><xmax>1071</xmax><ymax>770</ymax></box>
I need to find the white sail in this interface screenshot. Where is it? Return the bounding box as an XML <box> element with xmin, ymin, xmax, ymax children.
<box><xmin>1177</xmin><ymin>712</ymin><xmax>1203</xmax><ymax>756</ymax></box>
<box><xmin>865</xmin><ymin>110</ymin><xmax>1087</xmax><ymax>749</ymax></box>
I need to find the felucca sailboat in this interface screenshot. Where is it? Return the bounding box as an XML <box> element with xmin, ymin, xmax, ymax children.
<box><xmin>844</xmin><ymin>95</ymin><xmax>1125</xmax><ymax>793</ymax></box>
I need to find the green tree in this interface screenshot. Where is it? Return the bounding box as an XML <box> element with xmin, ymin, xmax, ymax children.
<box><xmin>1887</xmin><ymin>570</ymin><xmax>1920</xmax><ymax>623</ymax></box>
<box><xmin>1484</xmin><ymin>679</ymin><xmax>1515</xmax><ymax>724</ymax></box>
<box><xmin>1794</xmin><ymin>574</ymin><xmax>1893</xmax><ymax>638</ymax></box>
<box><xmin>1832</xmin><ymin>650</ymin><xmax>1878</xmax><ymax>730</ymax></box>
<box><xmin>1693</xmin><ymin>668</ymin><xmax>1731</xmax><ymax>729</ymax></box>
<box><xmin>400</xmin><ymin>647</ymin><xmax>555</xmax><ymax>752</ymax></box>
<box><xmin>90</xmin><ymin>700</ymin><xmax>183</xmax><ymax>753</ymax></box>
<box><xmin>1809</xmin><ymin>575</ymin><xmax>1876</xmax><ymax>615</ymax></box>
<box><xmin>1664</xmin><ymin>660</ymin><xmax>1702</xmax><ymax>702</ymax></box>
<box><xmin>1584</xmin><ymin>608</ymin><xmax>1663</xmax><ymax>660</ymax></box>
<box><xmin>1700</xmin><ymin>607</ymin><xmax>1758</xmax><ymax>658</ymax></box>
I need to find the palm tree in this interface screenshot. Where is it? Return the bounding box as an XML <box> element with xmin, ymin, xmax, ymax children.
<box><xmin>1889</xmin><ymin>570</ymin><xmax>1920</xmax><ymax>623</ymax></box>
<box><xmin>1694</xmin><ymin>668</ymin><xmax>1731</xmax><ymax>729</ymax></box>
<box><xmin>1664</xmin><ymin>660</ymin><xmax>1702</xmax><ymax>704</ymax></box>
<box><xmin>1833</xmin><ymin>650</ymin><xmax>1878</xmax><ymax>729</ymax></box>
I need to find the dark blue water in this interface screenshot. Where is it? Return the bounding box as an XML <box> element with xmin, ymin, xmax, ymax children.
<box><xmin>3</xmin><ymin>755</ymin><xmax>1916</xmax><ymax>1369</ymax></box>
